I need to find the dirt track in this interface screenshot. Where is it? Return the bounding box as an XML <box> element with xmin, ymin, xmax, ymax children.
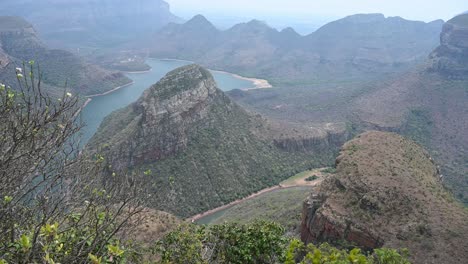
<box><xmin>189</xmin><ymin>169</ymin><xmax>327</xmax><ymax>222</ymax></box>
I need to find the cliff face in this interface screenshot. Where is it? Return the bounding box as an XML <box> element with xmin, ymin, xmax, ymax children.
<box><xmin>301</xmin><ymin>131</ymin><xmax>468</xmax><ymax>264</ymax></box>
<box><xmin>93</xmin><ymin>65</ymin><xmax>227</xmax><ymax>168</ymax></box>
<box><xmin>0</xmin><ymin>16</ymin><xmax>131</xmax><ymax>96</ymax></box>
<box><xmin>430</xmin><ymin>14</ymin><xmax>468</xmax><ymax>78</ymax></box>
<box><xmin>87</xmin><ymin>65</ymin><xmax>349</xmax><ymax>217</ymax></box>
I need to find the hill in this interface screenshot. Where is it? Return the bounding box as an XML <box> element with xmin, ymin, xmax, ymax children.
<box><xmin>301</xmin><ymin>131</ymin><xmax>468</xmax><ymax>264</ymax></box>
<box><xmin>0</xmin><ymin>0</ymin><xmax>181</xmax><ymax>49</ymax></box>
<box><xmin>150</xmin><ymin>14</ymin><xmax>443</xmax><ymax>85</ymax></box>
<box><xmin>353</xmin><ymin>14</ymin><xmax>468</xmax><ymax>203</ymax></box>
<box><xmin>86</xmin><ymin>64</ymin><xmax>349</xmax><ymax>217</ymax></box>
<box><xmin>0</xmin><ymin>16</ymin><xmax>131</xmax><ymax>96</ymax></box>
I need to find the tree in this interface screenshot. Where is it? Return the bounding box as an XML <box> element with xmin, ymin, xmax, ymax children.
<box><xmin>157</xmin><ymin>221</ymin><xmax>411</xmax><ymax>264</ymax></box>
<box><xmin>156</xmin><ymin>220</ymin><xmax>287</xmax><ymax>264</ymax></box>
<box><xmin>0</xmin><ymin>63</ymin><xmax>142</xmax><ymax>263</ymax></box>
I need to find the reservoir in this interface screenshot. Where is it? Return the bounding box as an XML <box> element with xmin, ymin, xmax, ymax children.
<box><xmin>80</xmin><ymin>59</ymin><xmax>257</xmax><ymax>144</ymax></box>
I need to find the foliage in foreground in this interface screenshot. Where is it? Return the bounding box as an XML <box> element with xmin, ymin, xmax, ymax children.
<box><xmin>0</xmin><ymin>64</ymin><xmax>142</xmax><ymax>263</ymax></box>
<box><xmin>156</xmin><ymin>220</ymin><xmax>411</xmax><ymax>264</ymax></box>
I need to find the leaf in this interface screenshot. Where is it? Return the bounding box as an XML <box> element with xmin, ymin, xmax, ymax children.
<box><xmin>88</xmin><ymin>253</ymin><xmax>102</xmax><ymax>264</ymax></box>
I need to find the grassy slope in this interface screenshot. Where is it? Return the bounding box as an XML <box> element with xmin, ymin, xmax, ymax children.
<box><xmin>207</xmin><ymin>187</ymin><xmax>312</xmax><ymax>235</ymax></box>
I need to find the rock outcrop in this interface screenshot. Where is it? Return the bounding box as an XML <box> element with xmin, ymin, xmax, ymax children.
<box><xmin>87</xmin><ymin>65</ymin><xmax>349</xmax><ymax>217</ymax></box>
<box><xmin>301</xmin><ymin>131</ymin><xmax>468</xmax><ymax>264</ymax></box>
<box><xmin>430</xmin><ymin>14</ymin><xmax>468</xmax><ymax>78</ymax></box>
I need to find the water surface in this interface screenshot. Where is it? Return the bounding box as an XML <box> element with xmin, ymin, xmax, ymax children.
<box><xmin>80</xmin><ymin>59</ymin><xmax>255</xmax><ymax>144</ymax></box>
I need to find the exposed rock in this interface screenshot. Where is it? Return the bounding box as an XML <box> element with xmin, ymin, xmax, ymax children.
<box><xmin>430</xmin><ymin>14</ymin><xmax>468</xmax><ymax>78</ymax></box>
<box><xmin>301</xmin><ymin>131</ymin><xmax>468</xmax><ymax>263</ymax></box>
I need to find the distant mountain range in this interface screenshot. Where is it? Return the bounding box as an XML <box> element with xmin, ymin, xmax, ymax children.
<box><xmin>0</xmin><ymin>0</ymin><xmax>181</xmax><ymax>49</ymax></box>
<box><xmin>0</xmin><ymin>16</ymin><xmax>131</xmax><ymax>96</ymax></box>
<box><xmin>150</xmin><ymin>14</ymin><xmax>444</xmax><ymax>85</ymax></box>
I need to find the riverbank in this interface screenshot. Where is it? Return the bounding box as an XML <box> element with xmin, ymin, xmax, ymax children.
<box><xmin>210</xmin><ymin>70</ymin><xmax>273</xmax><ymax>90</ymax></box>
<box><xmin>80</xmin><ymin>81</ymin><xmax>134</xmax><ymax>111</ymax></box>
<box><xmin>153</xmin><ymin>58</ymin><xmax>272</xmax><ymax>90</ymax></box>
<box><xmin>123</xmin><ymin>68</ymin><xmax>153</xmax><ymax>74</ymax></box>
<box><xmin>86</xmin><ymin>81</ymin><xmax>135</xmax><ymax>98</ymax></box>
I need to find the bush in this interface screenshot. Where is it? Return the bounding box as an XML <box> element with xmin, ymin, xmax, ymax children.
<box><xmin>0</xmin><ymin>64</ymin><xmax>142</xmax><ymax>263</ymax></box>
<box><xmin>156</xmin><ymin>221</ymin><xmax>411</xmax><ymax>264</ymax></box>
<box><xmin>156</xmin><ymin>220</ymin><xmax>287</xmax><ymax>264</ymax></box>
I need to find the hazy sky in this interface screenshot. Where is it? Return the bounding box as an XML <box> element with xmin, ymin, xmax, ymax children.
<box><xmin>166</xmin><ymin>0</ymin><xmax>466</xmax><ymax>22</ymax></box>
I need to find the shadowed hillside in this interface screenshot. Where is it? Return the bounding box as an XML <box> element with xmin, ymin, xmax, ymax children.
<box><xmin>0</xmin><ymin>0</ymin><xmax>181</xmax><ymax>49</ymax></box>
<box><xmin>0</xmin><ymin>16</ymin><xmax>131</xmax><ymax>96</ymax></box>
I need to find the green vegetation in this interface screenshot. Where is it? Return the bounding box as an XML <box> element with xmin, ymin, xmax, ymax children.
<box><xmin>305</xmin><ymin>175</ymin><xmax>319</xmax><ymax>181</ymax></box>
<box><xmin>401</xmin><ymin>108</ymin><xmax>433</xmax><ymax>146</ymax></box>
<box><xmin>285</xmin><ymin>239</ymin><xmax>410</xmax><ymax>264</ymax></box>
<box><xmin>204</xmin><ymin>187</ymin><xmax>312</xmax><ymax>233</ymax></box>
<box><xmin>0</xmin><ymin>66</ymin><xmax>141</xmax><ymax>263</ymax></box>
<box><xmin>321</xmin><ymin>167</ymin><xmax>337</xmax><ymax>174</ymax></box>
<box><xmin>157</xmin><ymin>220</ymin><xmax>411</xmax><ymax>264</ymax></box>
<box><xmin>281</xmin><ymin>170</ymin><xmax>314</xmax><ymax>186</ymax></box>
<box><xmin>88</xmin><ymin>66</ymin><xmax>337</xmax><ymax>217</ymax></box>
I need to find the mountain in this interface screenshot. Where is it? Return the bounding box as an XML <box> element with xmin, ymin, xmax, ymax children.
<box><xmin>353</xmin><ymin>14</ymin><xmax>468</xmax><ymax>204</ymax></box>
<box><xmin>301</xmin><ymin>131</ymin><xmax>468</xmax><ymax>264</ymax></box>
<box><xmin>429</xmin><ymin>14</ymin><xmax>468</xmax><ymax>77</ymax></box>
<box><xmin>0</xmin><ymin>16</ymin><xmax>131</xmax><ymax>96</ymax></box>
<box><xmin>150</xmin><ymin>14</ymin><xmax>443</xmax><ymax>84</ymax></box>
<box><xmin>304</xmin><ymin>14</ymin><xmax>444</xmax><ymax>70</ymax></box>
<box><xmin>0</xmin><ymin>0</ymin><xmax>181</xmax><ymax>49</ymax></box>
<box><xmin>86</xmin><ymin>64</ymin><xmax>349</xmax><ymax>217</ymax></box>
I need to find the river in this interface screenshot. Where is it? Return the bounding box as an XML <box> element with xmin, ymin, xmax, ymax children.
<box><xmin>80</xmin><ymin>59</ymin><xmax>260</xmax><ymax>144</ymax></box>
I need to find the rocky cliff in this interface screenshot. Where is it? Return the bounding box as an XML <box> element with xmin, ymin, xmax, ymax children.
<box><xmin>0</xmin><ymin>16</ymin><xmax>131</xmax><ymax>96</ymax></box>
<box><xmin>301</xmin><ymin>131</ymin><xmax>468</xmax><ymax>264</ymax></box>
<box><xmin>87</xmin><ymin>65</ymin><xmax>349</xmax><ymax>217</ymax></box>
<box><xmin>430</xmin><ymin>14</ymin><xmax>468</xmax><ymax>78</ymax></box>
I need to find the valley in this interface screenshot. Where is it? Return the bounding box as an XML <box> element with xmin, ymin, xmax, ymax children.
<box><xmin>0</xmin><ymin>1</ymin><xmax>467</xmax><ymax>263</ymax></box>
<box><xmin>193</xmin><ymin>167</ymin><xmax>333</xmax><ymax>227</ymax></box>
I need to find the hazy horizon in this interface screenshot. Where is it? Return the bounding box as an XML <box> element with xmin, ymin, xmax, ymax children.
<box><xmin>167</xmin><ymin>0</ymin><xmax>466</xmax><ymax>30</ymax></box>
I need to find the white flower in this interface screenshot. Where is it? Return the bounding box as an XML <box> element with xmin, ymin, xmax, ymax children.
<box><xmin>66</xmin><ymin>92</ymin><xmax>72</xmax><ymax>97</ymax></box>
<box><xmin>15</xmin><ymin>67</ymin><xmax>22</xmax><ymax>73</ymax></box>
<box><xmin>0</xmin><ymin>83</ymin><xmax>5</xmax><ymax>90</ymax></box>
